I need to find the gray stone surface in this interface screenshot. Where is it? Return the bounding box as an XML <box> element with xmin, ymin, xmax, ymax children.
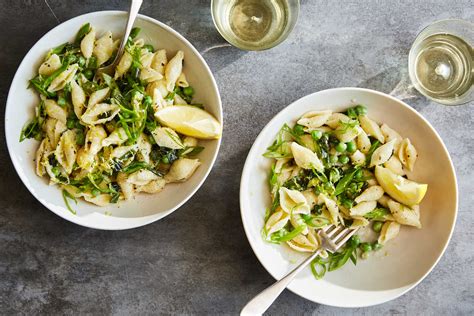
<box><xmin>0</xmin><ymin>0</ymin><xmax>473</xmax><ymax>314</ymax></box>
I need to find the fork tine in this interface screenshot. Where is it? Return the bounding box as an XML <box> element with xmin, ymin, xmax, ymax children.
<box><xmin>335</xmin><ymin>228</ymin><xmax>358</xmax><ymax>249</ymax></box>
<box><xmin>332</xmin><ymin>227</ymin><xmax>353</xmax><ymax>244</ymax></box>
<box><xmin>325</xmin><ymin>225</ymin><xmax>344</xmax><ymax>238</ymax></box>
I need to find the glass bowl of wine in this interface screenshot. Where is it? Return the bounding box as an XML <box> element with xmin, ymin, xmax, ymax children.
<box><xmin>211</xmin><ymin>0</ymin><xmax>299</xmax><ymax>51</ymax></box>
<box><xmin>408</xmin><ymin>19</ymin><xmax>473</xmax><ymax>105</ymax></box>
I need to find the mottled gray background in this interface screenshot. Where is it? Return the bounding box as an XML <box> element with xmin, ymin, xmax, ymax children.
<box><xmin>1</xmin><ymin>0</ymin><xmax>473</xmax><ymax>315</ymax></box>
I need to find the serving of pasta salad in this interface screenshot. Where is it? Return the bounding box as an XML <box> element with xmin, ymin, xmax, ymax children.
<box><xmin>262</xmin><ymin>105</ymin><xmax>428</xmax><ymax>279</ymax></box>
<box><xmin>20</xmin><ymin>23</ymin><xmax>221</xmax><ymax>212</ymax></box>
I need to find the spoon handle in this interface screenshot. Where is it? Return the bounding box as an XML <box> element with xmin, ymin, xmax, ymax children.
<box><xmin>116</xmin><ymin>0</ymin><xmax>143</xmax><ymax>62</ymax></box>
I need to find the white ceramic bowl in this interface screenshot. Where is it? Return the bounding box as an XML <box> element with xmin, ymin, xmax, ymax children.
<box><xmin>240</xmin><ymin>88</ymin><xmax>457</xmax><ymax>307</ymax></box>
<box><xmin>5</xmin><ymin>11</ymin><xmax>222</xmax><ymax>230</ymax></box>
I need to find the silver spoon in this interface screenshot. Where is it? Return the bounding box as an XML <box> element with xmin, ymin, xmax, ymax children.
<box><xmin>94</xmin><ymin>0</ymin><xmax>143</xmax><ymax>81</ymax></box>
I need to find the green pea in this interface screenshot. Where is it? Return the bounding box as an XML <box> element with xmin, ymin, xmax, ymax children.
<box><xmin>335</xmin><ymin>142</ymin><xmax>347</xmax><ymax>152</ymax></box>
<box><xmin>78</xmin><ymin>56</ymin><xmax>86</xmax><ymax>67</ymax></box>
<box><xmin>88</xmin><ymin>56</ymin><xmax>97</xmax><ymax>69</ymax></box>
<box><xmin>342</xmin><ymin>198</ymin><xmax>353</xmax><ymax>209</ymax></box>
<box><xmin>162</xmin><ymin>156</ymin><xmax>170</xmax><ymax>164</ymax></box>
<box><xmin>51</xmin><ymin>166</ymin><xmax>60</xmax><ymax>176</ymax></box>
<box><xmin>76</xmin><ymin>132</ymin><xmax>85</xmax><ymax>145</ymax></box>
<box><xmin>183</xmin><ymin>86</ymin><xmax>194</xmax><ymax>96</ymax></box>
<box><xmin>143</xmin><ymin>44</ymin><xmax>154</xmax><ymax>52</ymax></box>
<box><xmin>346</xmin><ymin>141</ymin><xmax>356</xmax><ymax>153</ymax></box>
<box><xmin>373</xmin><ymin>221</ymin><xmax>383</xmax><ymax>233</ymax></box>
<box><xmin>122</xmin><ymin>112</ymin><xmax>130</xmax><ymax>119</ymax></box>
<box><xmin>349</xmin><ymin>235</ymin><xmax>361</xmax><ymax>247</ymax></box>
<box><xmin>143</xmin><ymin>95</ymin><xmax>153</xmax><ymax>107</ymax></box>
<box><xmin>360</xmin><ymin>242</ymin><xmax>372</xmax><ymax>252</ymax></box>
<box><xmin>311</xmin><ymin>130</ymin><xmax>322</xmax><ymax>140</ymax></box>
<box><xmin>329</xmin><ymin>155</ymin><xmax>338</xmax><ymax>164</ymax></box>
<box><xmin>348</xmin><ymin>182</ymin><xmax>358</xmax><ymax>192</ymax></box>
<box><xmin>293</xmin><ymin>124</ymin><xmax>305</xmax><ymax>136</ymax></box>
<box><xmin>66</xmin><ymin>119</ymin><xmax>75</xmax><ymax>129</ymax></box>
<box><xmin>372</xmin><ymin>242</ymin><xmax>383</xmax><ymax>251</ymax></box>
<box><xmin>57</xmin><ymin>97</ymin><xmax>66</xmax><ymax>107</ymax></box>
<box><xmin>347</xmin><ymin>108</ymin><xmax>357</xmax><ymax>118</ymax></box>
<box><xmin>92</xmin><ymin>188</ymin><xmax>100</xmax><ymax>196</ymax></box>
<box><xmin>65</xmin><ymin>54</ymin><xmax>77</xmax><ymax>64</ymax></box>
<box><xmin>355</xmin><ymin>105</ymin><xmax>368</xmax><ymax>116</ymax></box>
<box><xmin>354</xmin><ymin>169</ymin><xmax>363</xmax><ymax>180</ymax></box>
<box><xmin>338</xmin><ymin>155</ymin><xmax>349</xmax><ymax>164</ymax></box>
<box><xmin>83</xmin><ymin>69</ymin><xmax>94</xmax><ymax>80</ymax></box>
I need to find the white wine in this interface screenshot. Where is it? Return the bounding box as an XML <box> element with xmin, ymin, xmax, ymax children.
<box><xmin>212</xmin><ymin>0</ymin><xmax>297</xmax><ymax>50</ymax></box>
<box><xmin>411</xmin><ymin>33</ymin><xmax>473</xmax><ymax>103</ymax></box>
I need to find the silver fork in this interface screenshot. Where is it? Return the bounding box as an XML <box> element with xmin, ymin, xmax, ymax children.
<box><xmin>94</xmin><ymin>0</ymin><xmax>143</xmax><ymax>81</ymax></box>
<box><xmin>241</xmin><ymin>225</ymin><xmax>359</xmax><ymax>316</ymax></box>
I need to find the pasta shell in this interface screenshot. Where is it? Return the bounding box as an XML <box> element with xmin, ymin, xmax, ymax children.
<box><xmin>140</xmin><ymin>50</ymin><xmax>155</xmax><ymax>68</ymax></box>
<box><xmin>101</xmin><ymin>127</ymin><xmax>128</xmax><ymax>147</ymax></box>
<box><xmin>81</xmin><ymin>27</ymin><xmax>96</xmax><ymax>59</ymax></box>
<box><xmin>369</xmin><ymin>139</ymin><xmax>396</xmax><ymax>167</ymax></box>
<box><xmin>39</xmin><ymin>54</ymin><xmax>61</xmax><ymax>76</ymax></box>
<box><xmin>388</xmin><ymin>199</ymin><xmax>421</xmax><ymax>228</ymax></box>
<box><xmin>378</xmin><ymin>221</ymin><xmax>400</xmax><ymax>245</ymax></box>
<box><xmin>177</xmin><ymin>72</ymin><xmax>189</xmax><ymax>87</ymax></box>
<box><xmin>384</xmin><ymin>155</ymin><xmax>405</xmax><ymax>176</ymax></box>
<box><xmin>146</xmin><ymin>79</ymin><xmax>168</xmax><ymax>99</ymax></box>
<box><xmin>117</xmin><ymin>172</ymin><xmax>134</xmax><ymax>200</ymax></box>
<box><xmin>381</xmin><ymin>124</ymin><xmax>402</xmax><ymax>149</ymax></box>
<box><xmin>110</xmin><ymin>144</ymin><xmax>139</xmax><ymax>159</ymax></box>
<box><xmin>84</xmin><ymin>193</ymin><xmax>111</xmax><ymax>207</ymax></box>
<box><xmin>164</xmin><ymin>158</ymin><xmax>201</xmax><ymax>183</ymax></box>
<box><xmin>354</xmin><ymin>186</ymin><xmax>384</xmax><ymax>203</ymax></box>
<box><xmin>173</xmin><ymin>93</ymin><xmax>188</xmax><ymax>105</ymax></box>
<box><xmin>356</xmin><ymin>129</ymin><xmax>371</xmax><ymax>153</ymax></box>
<box><xmin>398</xmin><ymin>138</ymin><xmax>417</xmax><ymax>171</ymax></box>
<box><xmin>265</xmin><ymin>210</ymin><xmax>290</xmax><ymax>236</ymax></box>
<box><xmin>140</xmin><ymin>67</ymin><xmax>163</xmax><ymax>83</ymax></box>
<box><xmin>299</xmin><ymin>134</ymin><xmax>317</xmax><ymax>152</ymax></box>
<box><xmin>359</xmin><ymin>115</ymin><xmax>385</xmax><ymax>143</ymax></box>
<box><xmin>335</xmin><ymin>125</ymin><xmax>361</xmax><ymax>142</ymax></box>
<box><xmin>279</xmin><ymin>187</ymin><xmax>310</xmax><ymax>215</ymax></box>
<box><xmin>377</xmin><ymin>195</ymin><xmax>391</xmax><ymax>208</ymax></box>
<box><xmin>137</xmin><ymin>133</ymin><xmax>152</xmax><ymax>164</ymax></box>
<box><xmin>350</xmin><ymin>216</ymin><xmax>370</xmax><ymax>228</ymax></box>
<box><xmin>55</xmin><ymin>130</ymin><xmax>77</xmax><ymax>174</ymax></box>
<box><xmin>290</xmin><ymin>214</ymin><xmax>309</xmax><ymax>235</ymax></box>
<box><xmin>35</xmin><ymin>138</ymin><xmax>51</xmax><ymax>177</ymax></box>
<box><xmin>127</xmin><ymin>169</ymin><xmax>160</xmax><ymax>186</ymax></box>
<box><xmin>165</xmin><ymin>50</ymin><xmax>184</xmax><ymax>91</ymax></box>
<box><xmin>93</xmin><ymin>31</ymin><xmax>116</xmax><ymax>66</ymax></box>
<box><xmin>136</xmin><ymin>178</ymin><xmax>166</xmax><ymax>194</ymax></box>
<box><xmin>81</xmin><ymin>103</ymin><xmax>119</xmax><ymax>125</ymax></box>
<box><xmin>183</xmin><ymin>136</ymin><xmax>198</xmax><ymax>148</ymax></box>
<box><xmin>349</xmin><ymin>200</ymin><xmax>377</xmax><ymax>216</ymax></box>
<box><xmin>350</xmin><ymin>150</ymin><xmax>366</xmax><ymax>166</ymax></box>
<box><xmin>43</xmin><ymin>118</ymin><xmax>67</xmax><ymax>148</ymax></box>
<box><xmin>114</xmin><ymin>51</ymin><xmax>133</xmax><ymax>79</ymax></box>
<box><xmin>47</xmin><ymin>64</ymin><xmax>78</xmax><ymax>92</ymax></box>
<box><xmin>150</xmin><ymin>127</ymin><xmax>184</xmax><ymax>149</ymax></box>
<box><xmin>325</xmin><ymin>113</ymin><xmax>350</xmax><ymax>129</ymax></box>
<box><xmin>77</xmin><ymin>126</ymin><xmax>107</xmax><ymax>170</ymax></box>
<box><xmin>70</xmin><ymin>80</ymin><xmax>86</xmax><ymax>118</ymax></box>
<box><xmin>44</xmin><ymin>99</ymin><xmax>67</xmax><ymax>124</ymax></box>
<box><xmin>290</xmin><ymin>142</ymin><xmax>324</xmax><ymax>171</ymax></box>
<box><xmin>287</xmin><ymin>233</ymin><xmax>317</xmax><ymax>252</ymax></box>
<box><xmin>302</xmin><ymin>190</ymin><xmax>319</xmax><ymax>209</ymax></box>
<box><xmin>88</xmin><ymin>87</ymin><xmax>110</xmax><ymax>107</ymax></box>
<box><xmin>319</xmin><ymin>193</ymin><xmax>339</xmax><ymax>224</ymax></box>
<box><xmin>297</xmin><ymin>110</ymin><xmax>332</xmax><ymax>130</ymax></box>
<box><xmin>151</xmin><ymin>49</ymin><xmax>167</xmax><ymax>75</ymax></box>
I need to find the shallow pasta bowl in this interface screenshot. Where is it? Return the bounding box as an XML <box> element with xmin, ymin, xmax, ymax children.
<box><xmin>5</xmin><ymin>11</ymin><xmax>222</xmax><ymax>230</ymax></box>
<box><xmin>240</xmin><ymin>88</ymin><xmax>457</xmax><ymax>307</ymax></box>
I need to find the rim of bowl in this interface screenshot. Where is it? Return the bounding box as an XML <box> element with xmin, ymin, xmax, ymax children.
<box><xmin>210</xmin><ymin>0</ymin><xmax>300</xmax><ymax>51</ymax></box>
<box><xmin>5</xmin><ymin>11</ymin><xmax>223</xmax><ymax>230</ymax></box>
<box><xmin>239</xmin><ymin>87</ymin><xmax>458</xmax><ymax>307</ymax></box>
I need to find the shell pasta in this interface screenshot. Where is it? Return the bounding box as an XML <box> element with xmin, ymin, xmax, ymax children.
<box><xmin>20</xmin><ymin>24</ymin><xmax>210</xmax><ymax>211</ymax></box>
<box><xmin>262</xmin><ymin>105</ymin><xmax>428</xmax><ymax>279</ymax></box>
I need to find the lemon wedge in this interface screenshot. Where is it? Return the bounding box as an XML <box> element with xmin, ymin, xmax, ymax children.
<box><xmin>374</xmin><ymin>166</ymin><xmax>427</xmax><ymax>207</ymax></box>
<box><xmin>154</xmin><ymin>105</ymin><xmax>222</xmax><ymax>139</ymax></box>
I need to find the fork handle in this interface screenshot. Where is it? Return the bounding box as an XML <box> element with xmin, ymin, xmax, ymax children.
<box><xmin>116</xmin><ymin>0</ymin><xmax>143</xmax><ymax>62</ymax></box>
<box><xmin>241</xmin><ymin>249</ymin><xmax>322</xmax><ymax>316</ymax></box>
